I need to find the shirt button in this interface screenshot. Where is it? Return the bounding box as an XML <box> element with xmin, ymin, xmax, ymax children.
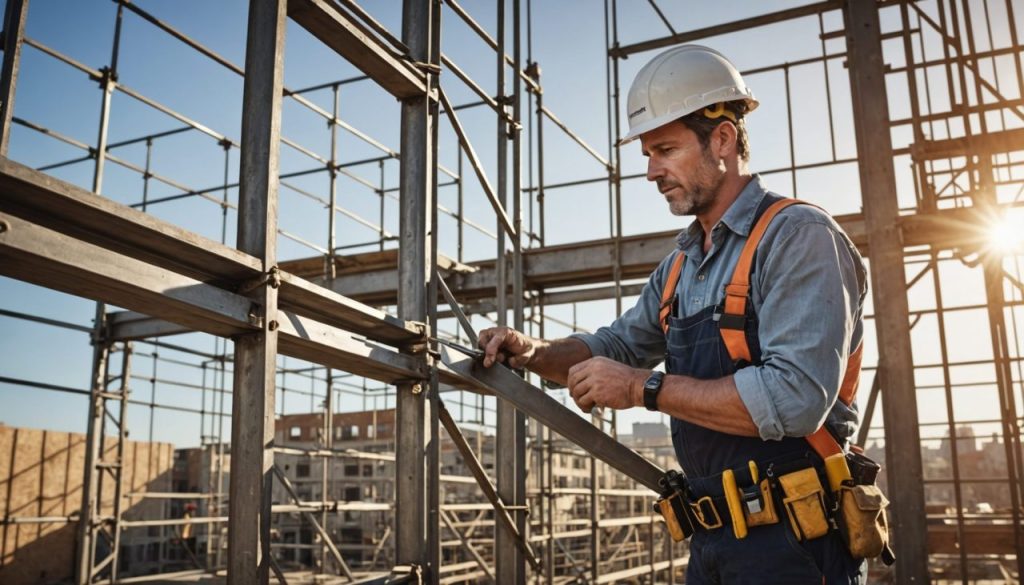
<box><xmin>697</xmin><ymin>273</ymin><xmax>706</xmax><ymax>281</ymax></box>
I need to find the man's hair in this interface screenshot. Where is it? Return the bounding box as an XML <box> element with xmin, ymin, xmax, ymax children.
<box><xmin>678</xmin><ymin>101</ymin><xmax>751</xmax><ymax>162</ymax></box>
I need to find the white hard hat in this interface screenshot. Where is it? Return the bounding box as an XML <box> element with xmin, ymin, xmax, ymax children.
<box><xmin>619</xmin><ymin>45</ymin><xmax>758</xmax><ymax>145</ymax></box>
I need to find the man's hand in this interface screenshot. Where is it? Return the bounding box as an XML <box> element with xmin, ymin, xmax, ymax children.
<box><xmin>567</xmin><ymin>357</ymin><xmax>649</xmax><ymax>413</ymax></box>
<box><xmin>477</xmin><ymin>327</ymin><xmax>537</xmax><ymax>369</ymax></box>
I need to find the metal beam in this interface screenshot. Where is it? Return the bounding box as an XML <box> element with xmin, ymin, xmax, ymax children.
<box><xmin>843</xmin><ymin>1</ymin><xmax>928</xmax><ymax>581</ymax></box>
<box><xmin>0</xmin><ymin>158</ymin><xmax>261</xmax><ymax>284</ymax></box>
<box><xmin>0</xmin><ymin>212</ymin><xmax>258</xmax><ymax>338</ymax></box>
<box><xmin>295</xmin><ymin>204</ymin><xmax>1006</xmax><ymax>306</ymax></box>
<box><xmin>288</xmin><ymin>0</ymin><xmax>427</xmax><ymax>100</ymax></box>
<box><xmin>437</xmin><ymin>346</ymin><xmax>666</xmax><ymax>493</ymax></box>
<box><xmin>228</xmin><ymin>2</ymin><xmax>286</xmax><ymax>582</ymax></box>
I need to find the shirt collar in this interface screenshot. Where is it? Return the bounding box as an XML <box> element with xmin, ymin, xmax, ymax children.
<box><xmin>675</xmin><ymin>174</ymin><xmax>769</xmax><ymax>250</ymax></box>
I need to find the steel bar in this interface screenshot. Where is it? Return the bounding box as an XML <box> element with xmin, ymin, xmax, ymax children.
<box><xmin>288</xmin><ymin>0</ymin><xmax>426</xmax><ymax>100</ymax></box>
<box><xmin>437</xmin><ymin>273</ymin><xmax>478</xmax><ymax>346</ymax></box>
<box><xmin>0</xmin><ymin>306</ymin><xmax>92</xmax><ymax>332</ymax></box>
<box><xmin>609</xmin><ymin>1</ymin><xmax>843</xmax><ymax>58</ymax></box>
<box><xmin>436</xmin><ymin>346</ymin><xmax>665</xmax><ymax>493</ymax></box>
<box><xmin>228</xmin><ymin>2</ymin><xmax>286</xmax><ymax>582</ymax></box>
<box><xmin>76</xmin><ymin>306</ymin><xmax>109</xmax><ymax>585</ymax></box>
<box><xmin>539</xmin><ymin>105</ymin><xmax>610</xmax><ymax>169</ymax></box>
<box><xmin>0</xmin><ymin>0</ymin><xmax>28</xmax><ymax>156</ymax></box>
<box><xmin>437</xmin><ymin>87</ymin><xmax>517</xmax><ymax>239</ymax></box>
<box><xmin>441</xmin><ymin>0</ymin><xmax>540</xmax><ymax>94</ymax></box>
<box><xmin>842</xmin><ymin>1</ymin><xmax>928</xmax><ymax>581</ymax></box>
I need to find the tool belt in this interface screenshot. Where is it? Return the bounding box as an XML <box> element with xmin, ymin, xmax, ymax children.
<box><xmin>655</xmin><ymin>452</ymin><xmax>895</xmax><ymax>566</ymax></box>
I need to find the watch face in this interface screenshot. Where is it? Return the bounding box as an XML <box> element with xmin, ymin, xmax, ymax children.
<box><xmin>644</xmin><ymin>372</ymin><xmax>663</xmax><ymax>390</ymax></box>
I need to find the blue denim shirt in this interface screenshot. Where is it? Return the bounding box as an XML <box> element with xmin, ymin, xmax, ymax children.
<box><xmin>572</xmin><ymin>175</ymin><xmax>868</xmax><ymax>442</ymax></box>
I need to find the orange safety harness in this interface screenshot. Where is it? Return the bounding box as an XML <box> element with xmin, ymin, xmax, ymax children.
<box><xmin>658</xmin><ymin>198</ymin><xmax>862</xmax><ymax>460</ymax></box>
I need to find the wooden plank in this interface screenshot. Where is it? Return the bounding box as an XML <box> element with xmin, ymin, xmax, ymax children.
<box><xmin>288</xmin><ymin>0</ymin><xmax>427</xmax><ymax>99</ymax></box>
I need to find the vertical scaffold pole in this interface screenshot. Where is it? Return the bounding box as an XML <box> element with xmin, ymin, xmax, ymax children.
<box><xmin>396</xmin><ymin>0</ymin><xmax>439</xmax><ymax>581</ymax></box>
<box><xmin>842</xmin><ymin>1</ymin><xmax>928</xmax><ymax>581</ymax></box>
<box><xmin>228</xmin><ymin>1</ymin><xmax>287</xmax><ymax>583</ymax></box>
<box><xmin>0</xmin><ymin>0</ymin><xmax>28</xmax><ymax>156</ymax></box>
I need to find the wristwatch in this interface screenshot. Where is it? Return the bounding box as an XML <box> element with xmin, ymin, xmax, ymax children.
<box><xmin>642</xmin><ymin>371</ymin><xmax>665</xmax><ymax>411</ymax></box>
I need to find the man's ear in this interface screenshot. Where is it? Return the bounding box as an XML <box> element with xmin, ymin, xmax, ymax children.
<box><xmin>713</xmin><ymin>121</ymin><xmax>738</xmax><ymax>158</ymax></box>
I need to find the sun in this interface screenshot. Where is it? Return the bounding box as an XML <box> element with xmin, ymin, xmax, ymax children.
<box><xmin>990</xmin><ymin>209</ymin><xmax>1024</xmax><ymax>254</ymax></box>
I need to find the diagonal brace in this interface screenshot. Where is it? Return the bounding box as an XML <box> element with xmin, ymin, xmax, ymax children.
<box><xmin>437</xmin><ymin>87</ymin><xmax>517</xmax><ymax>239</ymax></box>
<box><xmin>438</xmin><ymin>400</ymin><xmax>540</xmax><ymax>571</ymax></box>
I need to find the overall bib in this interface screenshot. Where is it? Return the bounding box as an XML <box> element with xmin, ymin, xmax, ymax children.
<box><xmin>664</xmin><ymin>195</ymin><xmax>866</xmax><ymax>584</ymax></box>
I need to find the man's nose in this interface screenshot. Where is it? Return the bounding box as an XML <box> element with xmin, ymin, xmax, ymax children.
<box><xmin>646</xmin><ymin>158</ymin><xmax>663</xmax><ymax>182</ymax></box>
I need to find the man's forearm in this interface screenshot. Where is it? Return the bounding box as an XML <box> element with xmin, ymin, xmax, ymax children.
<box><xmin>527</xmin><ymin>337</ymin><xmax>592</xmax><ymax>385</ymax></box>
<box><xmin>654</xmin><ymin>374</ymin><xmax>759</xmax><ymax>437</ymax></box>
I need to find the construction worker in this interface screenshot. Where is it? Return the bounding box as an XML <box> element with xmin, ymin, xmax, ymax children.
<box><xmin>479</xmin><ymin>45</ymin><xmax>870</xmax><ymax>583</ymax></box>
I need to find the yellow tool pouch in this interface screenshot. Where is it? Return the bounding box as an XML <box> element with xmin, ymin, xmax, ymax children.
<box><xmin>837</xmin><ymin>484</ymin><xmax>891</xmax><ymax>559</ymax></box>
<box><xmin>777</xmin><ymin>468</ymin><xmax>830</xmax><ymax>541</ymax></box>
<box><xmin>744</xmin><ymin>479</ymin><xmax>779</xmax><ymax>527</ymax></box>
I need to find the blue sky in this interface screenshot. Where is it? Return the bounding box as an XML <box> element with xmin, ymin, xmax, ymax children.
<box><xmin>2</xmin><ymin>0</ymin><xmax>1023</xmax><ymax>451</ymax></box>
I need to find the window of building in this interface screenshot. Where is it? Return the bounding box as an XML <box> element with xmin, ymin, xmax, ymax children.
<box><xmin>296</xmin><ymin>463</ymin><xmax>310</xmax><ymax>478</ymax></box>
<box><xmin>362</xmin><ymin>464</ymin><xmax>373</xmax><ymax>477</ymax></box>
<box><xmin>344</xmin><ymin>464</ymin><xmax>359</xmax><ymax>476</ymax></box>
<box><xmin>334</xmin><ymin>426</ymin><xmax>343</xmax><ymax>440</ymax></box>
<box><xmin>289</xmin><ymin>426</ymin><xmax>301</xmax><ymax>439</ymax></box>
<box><xmin>366</xmin><ymin>424</ymin><xmax>375</xmax><ymax>439</ymax></box>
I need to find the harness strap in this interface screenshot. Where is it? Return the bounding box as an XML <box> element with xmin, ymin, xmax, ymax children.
<box><xmin>805</xmin><ymin>342</ymin><xmax>864</xmax><ymax>459</ymax></box>
<box><xmin>659</xmin><ymin>251</ymin><xmax>687</xmax><ymax>334</ymax></box>
<box><xmin>720</xmin><ymin>198</ymin><xmax>803</xmax><ymax>363</ymax></box>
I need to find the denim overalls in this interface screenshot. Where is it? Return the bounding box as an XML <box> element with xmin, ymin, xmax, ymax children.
<box><xmin>665</xmin><ymin>194</ymin><xmax>866</xmax><ymax>584</ymax></box>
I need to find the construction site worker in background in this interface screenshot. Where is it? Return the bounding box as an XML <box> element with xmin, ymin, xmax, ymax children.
<box><xmin>478</xmin><ymin>45</ymin><xmax>870</xmax><ymax>583</ymax></box>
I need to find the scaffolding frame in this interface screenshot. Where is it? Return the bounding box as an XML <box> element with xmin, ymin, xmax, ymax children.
<box><xmin>1</xmin><ymin>0</ymin><xmax>1024</xmax><ymax>584</ymax></box>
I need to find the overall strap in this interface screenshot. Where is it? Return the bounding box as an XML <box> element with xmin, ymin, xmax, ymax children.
<box><xmin>719</xmin><ymin>198</ymin><xmax>804</xmax><ymax>363</ymax></box>
<box><xmin>659</xmin><ymin>251</ymin><xmax>686</xmax><ymax>334</ymax></box>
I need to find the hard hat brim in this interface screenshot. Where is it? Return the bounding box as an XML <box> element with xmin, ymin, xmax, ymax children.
<box><xmin>616</xmin><ymin>97</ymin><xmax>759</xmax><ymax>147</ymax></box>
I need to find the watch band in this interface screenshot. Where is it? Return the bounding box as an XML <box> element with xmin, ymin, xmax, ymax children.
<box><xmin>643</xmin><ymin>371</ymin><xmax>665</xmax><ymax>411</ymax></box>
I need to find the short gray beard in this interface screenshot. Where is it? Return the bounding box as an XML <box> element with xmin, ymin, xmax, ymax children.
<box><xmin>666</xmin><ymin>148</ymin><xmax>725</xmax><ymax>216</ymax></box>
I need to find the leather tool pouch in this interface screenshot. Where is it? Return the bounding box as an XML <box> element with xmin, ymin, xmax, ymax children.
<box><xmin>655</xmin><ymin>490</ymin><xmax>694</xmax><ymax>542</ymax></box>
<box><xmin>837</xmin><ymin>484</ymin><xmax>889</xmax><ymax>558</ymax></box>
<box><xmin>777</xmin><ymin>468</ymin><xmax>830</xmax><ymax>540</ymax></box>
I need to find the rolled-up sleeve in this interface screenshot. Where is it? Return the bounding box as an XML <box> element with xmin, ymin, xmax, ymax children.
<box><xmin>733</xmin><ymin>220</ymin><xmax>865</xmax><ymax>440</ymax></box>
<box><xmin>570</xmin><ymin>254</ymin><xmax>673</xmax><ymax>369</ymax></box>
